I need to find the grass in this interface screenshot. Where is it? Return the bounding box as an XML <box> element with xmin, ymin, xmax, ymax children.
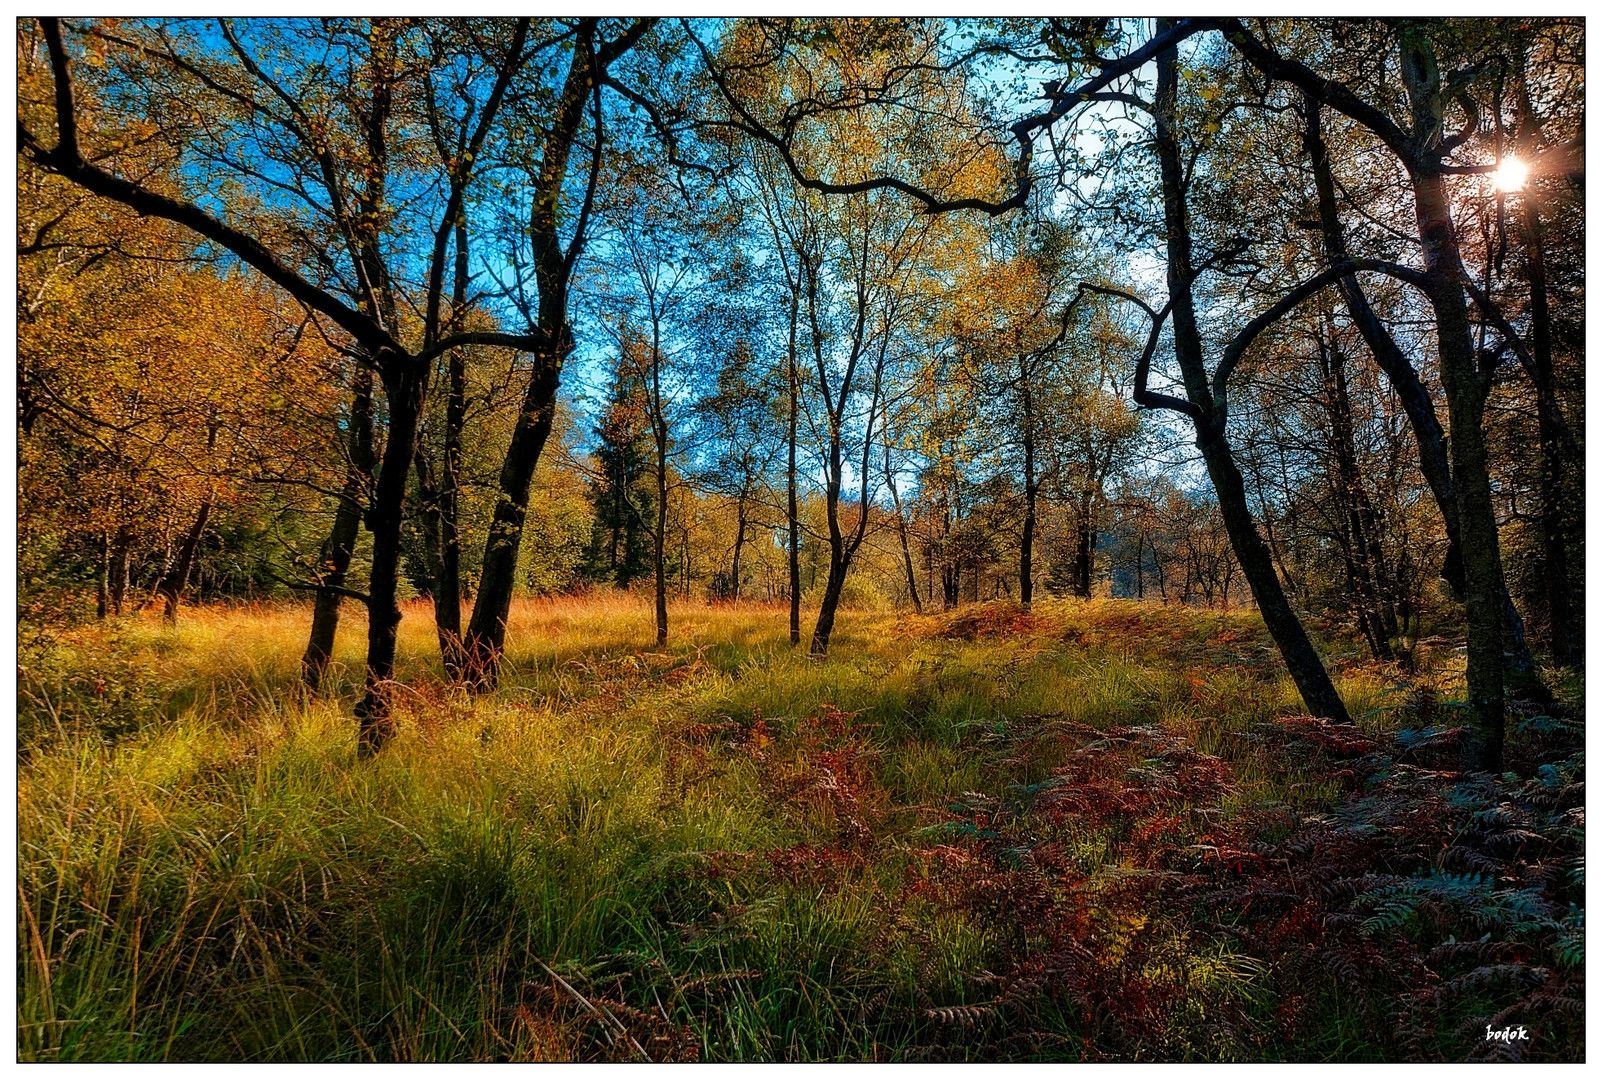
<box><xmin>16</xmin><ymin>595</ymin><xmax>1583</xmax><ymax>1061</ymax></box>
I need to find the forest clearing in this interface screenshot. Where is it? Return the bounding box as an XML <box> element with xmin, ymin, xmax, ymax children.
<box><xmin>17</xmin><ymin>596</ymin><xmax>1584</xmax><ymax>1061</ymax></box>
<box><xmin>16</xmin><ymin>16</ymin><xmax>1584</xmax><ymax>1064</ymax></box>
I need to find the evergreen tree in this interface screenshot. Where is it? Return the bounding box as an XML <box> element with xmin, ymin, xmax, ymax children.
<box><xmin>584</xmin><ymin>350</ymin><xmax>655</xmax><ymax>588</ymax></box>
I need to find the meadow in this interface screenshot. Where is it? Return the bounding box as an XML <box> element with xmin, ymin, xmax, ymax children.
<box><xmin>17</xmin><ymin>596</ymin><xmax>1584</xmax><ymax>1062</ymax></box>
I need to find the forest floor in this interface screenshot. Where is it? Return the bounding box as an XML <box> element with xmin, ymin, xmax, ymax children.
<box><xmin>17</xmin><ymin>595</ymin><xmax>1585</xmax><ymax>1062</ymax></box>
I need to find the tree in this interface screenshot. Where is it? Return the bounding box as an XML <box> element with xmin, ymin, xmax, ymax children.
<box><xmin>19</xmin><ymin>17</ymin><xmax>614</xmax><ymax>747</ymax></box>
<box><xmin>1217</xmin><ymin>16</ymin><xmax>1583</xmax><ymax>762</ymax></box>
<box><xmin>460</xmin><ymin>18</ymin><xmax>656</xmax><ymax>686</ymax></box>
<box><xmin>584</xmin><ymin>357</ymin><xmax>656</xmax><ymax>589</ymax></box>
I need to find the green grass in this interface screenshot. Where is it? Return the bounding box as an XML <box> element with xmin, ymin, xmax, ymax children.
<box><xmin>16</xmin><ymin>594</ymin><xmax>1534</xmax><ymax>1061</ymax></box>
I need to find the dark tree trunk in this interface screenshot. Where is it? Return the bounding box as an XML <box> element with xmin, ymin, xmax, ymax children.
<box><xmin>730</xmin><ymin>500</ymin><xmax>746</xmax><ymax>603</ymax></box>
<box><xmin>653</xmin><ymin>439</ymin><xmax>669</xmax><ymax>646</ymax></box>
<box><xmin>1392</xmin><ymin>22</ymin><xmax>1510</xmax><ymax>761</ymax></box>
<box><xmin>1411</xmin><ymin>168</ymin><xmax>1507</xmax><ymax>768</ymax></box>
<box><xmin>1073</xmin><ymin>504</ymin><xmax>1094</xmax><ymax>599</ymax></box>
<box><xmin>96</xmin><ymin>531</ymin><xmax>110</xmax><ymax>619</ymax></box>
<box><xmin>809</xmin><ymin>448</ymin><xmax>848</xmax><ymax>656</ymax></box>
<box><xmin>303</xmin><ymin>368</ymin><xmax>374</xmax><ymax>691</ymax></box>
<box><xmin>157</xmin><ymin>501</ymin><xmax>213</xmax><ymax>625</ymax></box>
<box><xmin>355</xmin><ymin>362</ymin><xmax>429</xmax><ymax>752</ymax></box>
<box><xmin>1019</xmin><ymin>367</ymin><xmax>1037</xmax><ymax>610</ymax></box>
<box><xmin>787</xmin><ymin>295</ymin><xmax>802</xmax><ymax>644</ymax></box>
<box><xmin>460</xmin><ymin>22</ymin><xmax>642</xmax><ymax>686</ymax></box>
<box><xmin>1519</xmin><ymin>193</ymin><xmax>1579</xmax><ymax>666</ymax></box>
<box><xmin>810</xmin><ymin>553</ymin><xmax>849</xmax><ymax>656</ymax></box>
<box><xmin>1289</xmin><ymin>36</ymin><xmax>1520</xmax><ymax>761</ymax></box>
<box><xmin>463</xmin><ymin>353</ymin><xmax>562</xmax><ymax>687</ymax></box>
<box><xmin>1150</xmin><ymin>39</ymin><xmax>1351</xmax><ymax>722</ymax></box>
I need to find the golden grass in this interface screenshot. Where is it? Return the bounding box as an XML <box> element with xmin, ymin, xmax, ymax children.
<box><xmin>18</xmin><ymin>593</ymin><xmax>1440</xmax><ymax>1061</ymax></box>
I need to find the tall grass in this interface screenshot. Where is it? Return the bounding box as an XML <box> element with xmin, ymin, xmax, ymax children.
<box><xmin>19</xmin><ymin>595</ymin><xmax>1564</xmax><ymax>1061</ymax></box>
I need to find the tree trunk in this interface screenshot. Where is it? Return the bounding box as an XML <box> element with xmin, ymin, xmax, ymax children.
<box><xmin>653</xmin><ymin>444</ymin><xmax>668</xmax><ymax>646</ymax></box>
<box><xmin>355</xmin><ymin>363</ymin><xmax>429</xmax><ymax>752</ymax></box>
<box><xmin>96</xmin><ymin>531</ymin><xmax>110</xmax><ymax>619</ymax></box>
<box><xmin>1019</xmin><ymin>367</ymin><xmax>1037</xmax><ymax>610</ymax></box>
<box><xmin>884</xmin><ymin>442</ymin><xmax>922</xmax><ymax>615</ymax></box>
<box><xmin>787</xmin><ymin>294</ymin><xmax>802</xmax><ymax>645</ymax></box>
<box><xmin>1152</xmin><ymin>39</ymin><xmax>1351</xmax><ymax>723</ymax></box>
<box><xmin>1073</xmin><ymin>504</ymin><xmax>1094</xmax><ymax>599</ymax></box>
<box><xmin>1519</xmin><ymin>193</ymin><xmax>1579</xmax><ymax>666</ymax></box>
<box><xmin>109</xmin><ymin>524</ymin><xmax>132</xmax><ymax>614</ymax></box>
<box><xmin>809</xmin><ymin>433</ymin><xmax>849</xmax><ymax>656</ymax></box>
<box><xmin>1411</xmin><ymin>166</ymin><xmax>1506</xmax><ymax>768</ymax></box>
<box><xmin>157</xmin><ymin>501</ymin><xmax>213</xmax><ymax>625</ymax></box>
<box><xmin>730</xmin><ymin>501</ymin><xmax>746</xmax><ymax>603</ymax></box>
<box><xmin>432</xmin><ymin>218</ymin><xmax>470</xmax><ymax>678</ymax></box>
<box><xmin>462</xmin><ymin>352</ymin><xmax>562</xmax><ymax>689</ymax></box>
<box><xmin>810</xmin><ymin>553</ymin><xmax>848</xmax><ymax>657</ymax></box>
<box><xmin>303</xmin><ymin>368</ymin><xmax>374</xmax><ymax>691</ymax></box>
<box><xmin>1309</xmin><ymin>94</ymin><xmax>1536</xmax><ymax>676</ymax></box>
<box><xmin>1202</xmin><ymin>432</ymin><xmax>1350</xmax><ymax>718</ymax></box>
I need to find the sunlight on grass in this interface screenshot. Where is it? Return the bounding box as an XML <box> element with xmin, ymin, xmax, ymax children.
<box><xmin>18</xmin><ymin>595</ymin><xmax>1543</xmax><ymax>1061</ymax></box>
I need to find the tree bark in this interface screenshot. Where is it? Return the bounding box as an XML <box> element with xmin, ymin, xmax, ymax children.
<box><xmin>355</xmin><ymin>362</ymin><xmax>429</xmax><ymax>751</ymax></box>
<box><xmin>302</xmin><ymin>368</ymin><xmax>374</xmax><ymax>690</ymax></box>
<box><xmin>157</xmin><ymin>501</ymin><xmax>213</xmax><ymax>625</ymax></box>
<box><xmin>1394</xmin><ymin>29</ymin><xmax>1507</xmax><ymax>767</ymax></box>
<box><xmin>109</xmin><ymin>524</ymin><xmax>132</xmax><ymax>614</ymax></box>
<box><xmin>787</xmin><ymin>293</ymin><xmax>802</xmax><ymax>644</ymax></box>
<box><xmin>884</xmin><ymin>441</ymin><xmax>922</xmax><ymax>614</ymax></box>
<box><xmin>462</xmin><ymin>352</ymin><xmax>562</xmax><ymax>687</ymax></box>
<box><xmin>809</xmin><ymin>439</ymin><xmax>849</xmax><ymax>656</ymax></box>
<box><xmin>1518</xmin><ymin>192</ymin><xmax>1579</xmax><ymax>666</ymax></box>
<box><xmin>1150</xmin><ymin>38</ymin><xmax>1351</xmax><ymax>722</ymax></box>
<box><xmin>1018</xmin><ymin>363</ymin><xmax>1037</xmax><ymax>610</ymax></box>
<box><xmin>1073</xmin><ymin>502</ymin><xmax>1094</xmax><ymax>599</ymax></box>
<box><xmin>96</xmin><ymin>531</ymin><xmax>110</xmax><ymax>619</ymax></box>
<box><xmin>431</xmin><ymin>219</ymin><xmax>470</xmax><ymax>678</ymax></box>
<box><xmin>730</xmin><ymin>501</ymin><xmax>746</xmax><ymax>603</ymax></box>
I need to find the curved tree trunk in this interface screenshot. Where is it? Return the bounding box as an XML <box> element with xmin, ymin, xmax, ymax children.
<box><xmin>1305</xmin><ymin>98</ymin><xmax>1536</xmax><ymax>686</ymax></box>
<box><xmin>1150</xmin><ymin>37</ymin><xmax>1351</xmax><ymax>723</ymax></box>
<box><xmin>157</xmin><ymin>501</ymin><xmax>212</xmax><ymax>625</ymax></box>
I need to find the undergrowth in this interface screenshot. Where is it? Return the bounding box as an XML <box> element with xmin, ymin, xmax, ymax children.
<box><xmin>16</xmin><ymin>596</ymin><xmax>1584</xmax><ymax>1061</ymax></box>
